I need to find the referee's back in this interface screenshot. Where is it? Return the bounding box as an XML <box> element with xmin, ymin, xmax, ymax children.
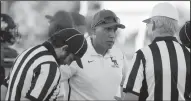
<box><xmin>5</xmin><ymin>42</ymin><xmax>61</xmax><ymax>101</ymax></box>
<box><xmin>123</xmin><ymin>36</ymin><xmax>190</xmax><ymax>101</ymax></box>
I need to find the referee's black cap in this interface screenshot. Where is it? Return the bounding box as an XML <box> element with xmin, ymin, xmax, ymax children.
<box><xmin>49</xmin><ymin>28</ymin><xmax>87</xmax><ymax>58</ymax></box>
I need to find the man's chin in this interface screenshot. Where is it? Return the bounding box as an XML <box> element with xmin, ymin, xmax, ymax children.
<box><xmin>107</xmin><ymin>45</ymin><xmax>114</xmax><ymax>49</ymax></box>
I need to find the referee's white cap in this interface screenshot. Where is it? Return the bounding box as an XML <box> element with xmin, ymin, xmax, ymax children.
<box><xmin>143</xmin><ymin>2</ymin><xmax>179</xmax><ymax>23</ymax></box>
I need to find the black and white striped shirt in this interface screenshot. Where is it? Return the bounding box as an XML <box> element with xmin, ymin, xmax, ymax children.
<box><xmin>123</xmin><ymin>36</ymin><xmax>190</xmax><ymax>101</ymax></box>
<box><xmin>5</xmin><ymin>42</ymin><xmax>61</xmax><ymax>101</ymax></box>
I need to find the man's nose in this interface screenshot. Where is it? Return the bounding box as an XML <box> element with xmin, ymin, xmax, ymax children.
<box><xmin>109</xmin><ymin>31</ymin><xmax>116</xmax><ymax>38</ymax></box>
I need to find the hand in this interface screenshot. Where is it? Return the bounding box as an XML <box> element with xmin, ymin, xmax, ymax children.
<box><xmin>114</xmin><ymin>96</ymin><xmax>122</xmax><ymax>101</ymax></box>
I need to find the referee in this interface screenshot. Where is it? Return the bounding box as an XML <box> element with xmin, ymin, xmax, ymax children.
<box><xmin>1</xmin><ymin>13</ymin><xmax>21</xmax><ymax>100</ymax></box>
<box><xmin>5</xmin><ymin>28</ymin><xmax>87</xmax><ymax>101</ymax></box>
<box><xmin>122</xmin><ymin>2</ymin><xmax>190</xmax><ymax>101</ymax></box>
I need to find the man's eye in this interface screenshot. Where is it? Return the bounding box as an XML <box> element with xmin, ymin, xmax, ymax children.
<box><xmin>107</xmin><ymin>28</ymin><xmax>112</xmax><ymax>30</ymax></box>
<box><xmin>106</xmin><ymin>28</ymin><xmax>112</xmax><ymax>32</ymax></box>
<box><xmin>114</xmin><ymin>27</ymin><xmax>117</xmax><ymax>32</ymax></box>
<box><xmin>106</xmin><ymin>27</ymin><xmax>117</xmax><ymax>32</ymax></box>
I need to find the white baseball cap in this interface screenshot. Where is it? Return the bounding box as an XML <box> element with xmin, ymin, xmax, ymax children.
<box><xmin>143</xmin><ymin>2</ymin><xmax>179</xmax><ymax>23</ymax></box>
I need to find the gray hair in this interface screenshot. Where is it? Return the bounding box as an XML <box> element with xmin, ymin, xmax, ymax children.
<box><xmin>151</xmin><ymin>16</ymin><xmax>179</xmax><ymax>36</ymax></box>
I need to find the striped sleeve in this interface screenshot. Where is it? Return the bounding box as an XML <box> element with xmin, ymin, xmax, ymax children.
<box><xmin>45</xmin><ymin>75</ymin><xmax>61</xmax><ymax>101</ymax></box>
<box><xmin>123</xmin><ymin>50</ymin><xmax>146</xmax><ymax>96</ymax></box>
<box><xmin>26</xmin><ymin>62</ymin><xmax>61</xmax><ymax>101</ymax></box>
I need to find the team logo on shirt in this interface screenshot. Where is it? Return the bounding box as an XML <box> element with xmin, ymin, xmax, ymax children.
<box><xmin>110</xmin><ymin>56</ymin><xmax>119</xmax><ymax>68</ymax></box>
<box><xmin>88</xmin><ymin>60</ymin><xmax>94</xmax><ymax>63</ymax></box>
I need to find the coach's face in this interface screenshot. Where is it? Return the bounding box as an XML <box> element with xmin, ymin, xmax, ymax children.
<box><xmin>94</xmin><ymin>26</ymin><xmax>117</xmax><ymax>50</ymax></box>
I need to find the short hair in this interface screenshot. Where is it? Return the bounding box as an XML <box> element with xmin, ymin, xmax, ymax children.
<box><xmin>151</xmin><ymin>16</ymin><xmax>179</xmax><ymax>36</ymax></box>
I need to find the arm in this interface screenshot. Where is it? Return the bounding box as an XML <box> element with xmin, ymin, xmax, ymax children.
<box><xmin>122</xmin><ymin>92</ymin><xmax>139</xmax><ymax>100</ymax></box>
<box><xmin>116</xmin><ymin>54</ymin><xmax>128</xmax><ymax>100</ymax></box>
<box><xmin>122</xmin><ymin>50</ymin><xmax>145</xmax><ymax>101</ymax></box>
<box><xmin>26</xmin><ymin>62</ymin><xmax>61</xmax><ymax>101</ymax></box>
<box><xmin>59</xmin><ymin>61</ymin><xmax>78</xmax><ymax>82</ymax></box>
<box><xmin>57</xmin><ymin>61</ymin><xmax>79</xmax><ymax>100</ymax></box>
<box><xmin>115</xmin><ymin>53</ymin><xmax>133</xmax><ymax>101</ymax></box>
<box><xmin>121</xmin><ymin>54</ymin><xmax>128</xmax><ymax>91</ymax></box>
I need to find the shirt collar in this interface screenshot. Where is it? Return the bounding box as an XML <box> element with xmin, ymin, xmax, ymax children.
<box><xmin>42</xmin><ymin>41</ymin><xmax>59</xmax><ymax>63</ymax></box>
<box><xmin>152</xmin><ymin>36</ymin><xmax>178</xmax><ymax>43</ymax></box>
<box><xmin>86</xmin><ymin>36</ymin><xmax>101</xmax><ymax>56</ymax></box>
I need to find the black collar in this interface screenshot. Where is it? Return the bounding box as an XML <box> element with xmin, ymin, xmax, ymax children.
<box><xmin>42</xmin><ymin>41</ymin><xmax>59</xmax><ymax>64</ymax></box>
<box><xmin>152</xmin><ymin>36</ymin><xmax>178</xmax><ymax>43</ymax></box>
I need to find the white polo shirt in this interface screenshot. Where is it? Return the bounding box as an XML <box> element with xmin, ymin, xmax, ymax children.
<box><xmin>59</xmin><ymin>37</ymin><xmax>128</xmax><ymax>100</ymax></box>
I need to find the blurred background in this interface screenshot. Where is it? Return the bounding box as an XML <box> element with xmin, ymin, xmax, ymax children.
<box><xmin>1</xmin><ymin>0</ymin><xmax>190</xmax><ymax>73</ymax></box>
<box><xmin>0</xmin><ymin>1</ymin><xmax>190</xmax><ymax>99</ymax></box>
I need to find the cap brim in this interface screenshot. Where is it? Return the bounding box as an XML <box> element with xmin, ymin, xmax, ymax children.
<box><xmin>142</xmin><ymin>18</ymin><xmax>151</xmax><ymax>23</ymax></box>
<box><xmin>100</xmin><ymin>23</ymin><xmax>126</xmax><ymax>29</ymax></box>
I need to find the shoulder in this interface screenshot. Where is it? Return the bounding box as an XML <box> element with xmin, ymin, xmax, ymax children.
<box><xmin>110</xmin><ymin>45</ymin><xmax>124</xmax><ymax>58</ymax></box>
<box><xmin>136</xmin><ymin>45</ymin><xmax>151</xmax><ymax>55</ymax></box>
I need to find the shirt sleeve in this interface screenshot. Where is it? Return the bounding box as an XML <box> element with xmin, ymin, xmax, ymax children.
<box><xmin>57</xmin><ymin>61</ymin><xmax>79</xmax><ymax>100</ymax></box>
<box><xmin>59</xmin><ymin>61</ymin><xmax>78</xmax><ymax>82</ymax></box>
<box><xmin>26</xmin><ymin>62</ymin><xmax>61</xmax><ymax>101</ymax></box>
<box><xmin>121</xmin><ymin>54</ymin><xmax>129</xmax><ymax>87</ymax></box>
<box><xmin>114</xmin><ymin>85</ymin><xmax>122</xmax><ymax>99</ymax></box>
<box><xmin>123</xmin><ymin>50</ymin><xmax>146</xmax><ymax>96</ymax></box>
<box><xmin>115</xmin><ymin>53</ymin><xmax>129</xmax><ymax>99</ymax></box>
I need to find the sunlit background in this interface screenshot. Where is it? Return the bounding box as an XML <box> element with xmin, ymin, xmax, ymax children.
<box><xmin>1</xmin><ymin>1</ymin><xmax>190</xmax><ymax>53</ymax></box>
<box><xmin>1</xmin><ymin>1</ymin><xmax>190</xmax><ymax>60</ymax></box>
<box><xmin>0</xmin><ymin>1</ymin><xmax>190</xmax><ymax>99</ymax></box>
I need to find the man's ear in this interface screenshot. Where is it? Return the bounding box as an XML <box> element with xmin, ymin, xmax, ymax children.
<box><xmin>61</xmin><ymin>45</ymin><xmax>68</xmax><ymax>51</ymax></box>
<box><xmin>152</xmin><ymin>21</ymin><xmax>156</xmax><ymax>31</ymax></box>
<box><xmin>90</xmin><ymin>28</ymin><xmax>96</xmax><ymax>38</ymax></box>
